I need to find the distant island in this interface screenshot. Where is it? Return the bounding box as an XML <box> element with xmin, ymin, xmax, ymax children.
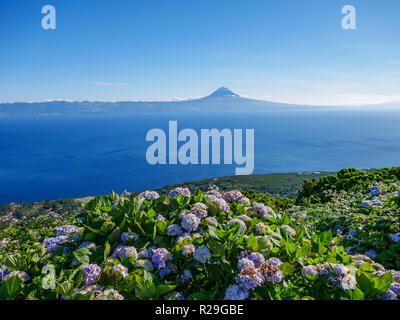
<box><xmin>0</xmin><ymin>87</ymin><xmax>332</xmax><ymax>117</ymax></box>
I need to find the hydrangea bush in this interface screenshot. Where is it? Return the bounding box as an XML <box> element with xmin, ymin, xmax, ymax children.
<box><xmin>0</xmin><ymin>167</ymin><xmax>400</xmax><ymax>300</ymax></box>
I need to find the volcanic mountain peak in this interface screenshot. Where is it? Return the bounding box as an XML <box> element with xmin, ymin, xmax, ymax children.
<box><xmin>207</xmin><ymin>87</ymin><xmax>240</xmax><ymax>98</ymax></box>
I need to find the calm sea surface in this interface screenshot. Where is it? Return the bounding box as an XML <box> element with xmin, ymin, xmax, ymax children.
<box><xmin>1</xmin><ymin>109</ymin><xmax>400</xmax><ymax>204</ymax></box>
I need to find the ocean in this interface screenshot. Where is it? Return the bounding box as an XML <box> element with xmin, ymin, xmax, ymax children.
<box><xmin>1</xmin><ymin>108</ymin><xmax>400</xmax><ymax>204</ymax></box>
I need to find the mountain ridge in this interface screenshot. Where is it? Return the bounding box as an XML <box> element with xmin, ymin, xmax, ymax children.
<box><xmin>0</xmin><ymin>87</ymin><xmax>398</xmax><ymax>117</ymax></box>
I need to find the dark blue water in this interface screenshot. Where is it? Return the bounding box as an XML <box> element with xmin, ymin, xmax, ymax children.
<box><xmin>1</xmin><ymin>109</ymin><xmax>400</xmax><ymax>204</ymax></box>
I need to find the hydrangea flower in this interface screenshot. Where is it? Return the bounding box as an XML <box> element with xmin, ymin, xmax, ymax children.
<box><xmin>165</xmin><ymin>292</ymin><xmax>185</xmax><ymax>300</ymax></box>
<box><xmin>302</xmin><ymin>265</ymin><xmax>318</xmax><ymax>277</ymax></box>
<box><xmin>182</xmin><ymin>244</ymin><xmax>196</xmax><ymax>256</ymax></box>
<box><xmin>98</xmin><ymin>289</ymin><xmax>124</xmax><ymax>300</ymax></box>
<box><xmin>0</xmin><ymin>265</ymin><xmax>11</xmax><ymax>283</ymax></box>
<box><xmin>281</xmin><ymin>225</ymin><xmax>296</xmax><ymax>237</ymax></box>
<box><xmin>224</xmin><ymin>284</ymin><xmax>249</xmax><ymax>300</ymax></box>
<box><xmin>82</xmin><ymin>264</ymin><xmax>101</xmax><ymax>286</ymax></box>
<box><xmin>237</xmin><ymin>258</ymin><xmax>255</xmax><ymax>270</ymax></box>
<box><xmin>111</xmin><ymin>264</ymin><xmax>128</xmax><ymax>278</ymax></box>
<box><xmin>265</xmin><ymin>257</ymin><xmax>282</xmax><ymax>267</ymax></box>
<box><xmin>370</xmin><ymin>186</ymin><xmax>380</xmax><ymax>196</ymax></box>
<box><xmin>235</xmin><ymin>267</ymin><xmax>264</xmax><ymax>289</ymax></box>
<box><xmin>389</xmin><ymin>282</ymin><xmax>400</xmax><ymax>297</ymax></box>
<box><xmin>252</xmin><ymin>203</ymin><xmax>273</xmax><ymax>216</ymax></box>
<box><xmin>238</xmin><ymin>251</ymin><xmax>265</xmax><ymax>268</ymax></box>
<box><xmin>259</xmin><ymin>263</ymin><xmax>284</xmax><ymax>282</ymax></box>
<box><xmin>237</xmin><ymin>197</ymin><xmax>251</xmax><ymax>206</ymax></box>
<box><xmin>2</xmin><ymin>271</ymin><xmax>30</xmax><ymax>283</ymax></box>
<box><xmin>205</xmin><ymin>190</ymin><xmax>222</xmax><ymax>199</ymax></box>
<box><xmin>361</xmin><ymin>200</ymin><xmax>373</xmax><ymax>208</ymax></box>
<box><xmin>152</xmin><ymin>248</ymin><xmax>171</xmax><ymax>269</ymax></box>
<box><xmin>168</xmin><ymin>187</ymin><xmax>191</xmax><ymax>198</ymax></box>
<box><xmin>74</xmin><ymin>284</ymin><xmax>103</xmax><ymax>298</ymax></box>
<box><xmin>207</xmin><ymin>195</ymin><xmax>229</xmax><ymax>213</ymax></box>
<box><xmin>364</xmin><ymin>249</ymin><xmax>378</xmax><ymax>260</ymax></box>
<box><xmin>112</xmin><ymin>245</ymin><xmax>138</xmax><ymax>260</ymax></box>
<box><xmin>138</xmin><ymin>247</ymin><xmax>155</xmax><ymax>259</ymax></box>
<box><xmin>55</xmin><ymin>225</ymin><xmax>81</xmax><ymax>237</ymax></box>
<box><xmin>227</xmin><ymin>219</ymin><xmax>246</xmax><ymax>233</ymax></box>
<box><xmin>42</xmin><ymin>236</ymin><xmax>69</xmax><ymax>253</ymax></box>
<box><xmin>340</xmin><ymin>274</ymin><xmax>357</xmax><ymax>290</ymax></box>
<box><xmin>166</xmin><ymin>224</ymin><xmax>182</xmax><ymax>236</ymax></box>
<box><xmin>194</xmin><ymin>245</ymin><xmax>211</xmax><ymax>263</ymax></box>
<box><xmin>223</xmin><ymin>190</ymin><xmax>244</xmax><ymax>203</ymax></box>
<box><xmin>204</xmin><ymin>217</ymin><xmax>218</xmax><ymax>227</ymax></box>
<box><xmin>121</xmin><ymin>232</ymin><xmax>138</xmax><ymax>244</ymax></box>
<box><xmin>379</xmin><ymin>289</ymin><xmax>398</xmax><ymax>300</ymax></box>
<box><xmin>390</xmin><ymin>233</ymin><xmax>400</xmax><ymax>243</ymax></box>
<box><xmin>189</xmin><ymin>203</ymin><xmax>208</xmax><ymax>218</ymax></box>
<box><xmin>181</xmin><ymin>214</ymin><xmax>200</xmax><ymax>232</ymax></box>
<box><xmin>139</xmin><ymin>191</ymin><xmax>160</xmax><ymax>200</ymax></box>
<box><xmin>332</xmin><ymin>264</ymin><xmax>349</xmax><ymax>276</ymax></box>
<box><xmin>155</xmin><ymin>215</ymin><xmax>166</xmax><ymax>221</ymax></box>
<box><xmin>136</xmin><ymin>259</ymin><xmax>154</xmax><ymax>271</ymax></box>
<box><xmin>255</xmin><ymin>222</ymin><xmax>271</xmax><ymax>235</ymax></box>
<box><xmin>181</xmin><ymin>270</ymin><xmax>193</xmax><ymax>283</ymax></box>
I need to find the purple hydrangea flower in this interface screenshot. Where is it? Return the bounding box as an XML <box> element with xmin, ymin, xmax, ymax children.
<box><xmin>168</xmin><ymin>187</ymin><xmax>191</xmax><ymax>198</ymax></box>
<box><xmin>223</xmin><ymin>190</ymin><xmax>244</xmax><ymax>203</ymax></box>
<box><xmin>155</xmin><ymin>215</ymin><xmax>166</xmax><ymax>222</ymax></box>
<box><xmin>99</xmin><ymin>289</ymin><xmax>124</xmax><ymax>300</ymax></box>
<box><xmin>237</xmin><ymin>258</ymin><xmax>255</xmax><ymax>270</ymax></box>
<box><xmin>379</xmin><ymin>289</ymin><xmax>398</xmax><ymax>300</ymax></box>
<box><xmin>252</xmin><ymin>202</ymin><xmax>273</xmax><ymax>216</ymax></box>
<box><xmin>302</xmin><ymin>265</ymin><xmax>318</xmax><ymax>277</ymax></box>
<box><xmin>182</xmin><ymin>244</ymin><xmax>196</xmax><ymax>256</ymax></box>
<box><xmin>152</xmin><ymin>248</ymin><xmax>171</xmax><ymax>269</ymax></box>
<box><xmin>238</xmin><ymin>251</ymin><xmax>265</xmax><ymax>268</ymax></box>
<box><xmin>139</xmin><ymin>191</ymin><xmax>160</xmax><ymax>200</ymax></box>
<box><xmin>227</xmin><ymin>219</ymin><xmax>247</xmax><ymax>233</ymax></box>
<box><xmin>205</xmin><ymin>190</ymin><xmax>222</xmax><ymax>199</ymax></box>
<box><xmin>224</xmin><ymin>284</ymin><xmax>249</xmax><ymax>300</ymax></box>
<box><xmin>0</xmin><ymin>265</ymin><xmax>11</xmax><ymax>283</ymax></box>
<box><xmin>82</xmin><ymin>264</ymin><xmax>101</xmax><ymax>286</ymax></box>
<box><xmin>111</xmin><ymin>264</ymin><xmax>128</xmax><ymax>278</ymax></box>
<box><xmin>389</xmin><ymin>282</ymin><xmax>400</xmax><ymax>297</ymax></box>
<box><xmin>207</xmin><ymin>195</ymin><xmax>229</xmax><ymax>213</ymax></box>
<box><xmin>112</xmin><ymin>245</ymin><xmax>138</xmax><ymax>260</ymax></box>
<box><xmin>265</xmin><ymin>257</ymin><xmax>282</xmax><ymax>267</ymax></box>
<box><xmin>205</xmin><ymin>217</ymin><xmax>218</xmax><ymax>227</ymax></box>
<box><xmin>235</xmin><ymin>267</ymin><xmax>264</xmax><ymax>290</ymax></box>
<box><xmin>181</xmin><ymin>214</ymin><xmax>201</xmax><ymax>232</ymax></box>
<box><xmin>193</xmin><ymin>245</ymin><xmax>211</xmax><ymax>263</ymax></box>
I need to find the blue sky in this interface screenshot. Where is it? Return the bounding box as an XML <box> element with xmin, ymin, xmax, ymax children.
<box><xmin>0</xmin><ymin>0</ymin><xmax>399</xmax><ymax>105</ymax></box>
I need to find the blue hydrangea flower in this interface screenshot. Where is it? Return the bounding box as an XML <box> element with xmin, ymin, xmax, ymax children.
<box><xmin>42</xmin><ymin>235</ymin><xmax>69</xmax><ymax>253</ymax></box>
<box><xmin>181</xmin><ymin>270</ymin><xmax>193</xmax><ymax>283</ymax></box>
<box><xmin>193</xmin><ymin>245</ymin><xmax>211</xmax><ymax>263</ymax></box>
<box><xmin>112</xmin><ymin>245</ymin><xmax>138</xmax><ymax>260</ymax></box>
<box><xmin>390</xmin><ymin>233</ymin><xmax>400</xmax><ymax>243</ymax></box>
<box><xmin>181</xmin><ymin>214</ymin><xmax>200</xmax><ymax>232</ymax></box>
<box><xmin>370</xmin><ymin>186</ymin><xmax>380</xmax><ymax>196</ymax></box>
<box><xmin>121</xmin><ymin>232</ymin><xmax>139</xmax><ymax>244</ymax></box>
<box><xmin>56</xmin><ymin>225</ymin><xmax>81</xmax><ymax>237</ymax></box>
<box><xmin>224</xmin><ymin>284</ymin><xmax>249</xmax><ymax>300</ymax></box>
<box><xmin>167</xmin><ymin>224</ymin><xmax>182</xmax><ymax>236</ymax></box>
<box><xmin>389</xmin><ymin>282</ymin><xmax>400</xmax><ymax>297</ymax></box>
<box><xmin>364</xmin><ymin>249</ymin><xmax>378</xmax><ymax>260</ymax></box>
<box><xmin>82</xmin><ymin>264</ymin><xmax>101</xmax><ymax>286</ymax></box>
<box><xmin>0</xmin><ymin>265</ymin><xmax>11</xmax><ymax>283</ymax></box>
<box><xmin>237</xmin><ymin>258</ymin><xmax>255</xmax><ymax>270</ymax></box>
<box><xmin>77</xmin><ymin>242</ymin><xmax>97</xmax><ymax>250</ymax></box>
<box><xmin>361</xmin><ymin>200</ymin><xmax>373</xmax><ymax>208</ymax></box>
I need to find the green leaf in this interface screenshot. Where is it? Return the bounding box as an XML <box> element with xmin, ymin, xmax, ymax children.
<box><xmin>103</xmin><ymin>241</ymin><xmax>111</xmax><ymax>262</ymax></box>
<box><xmin>247</xmin><ymin>234</ymin><xmax>259</xmax><ymax>252</ymax></box>
<box><xmin>73</xmin><ymin>247</ymin><xmax>92</xmax><ymax>265</ymax></box>
<box><xmin>56</xmin><ymin>281</ymin><xmax>74</xmax><ymax>297</ymax></box>
<box><xmin>0</xmin><ymin>275</ymin><xmax>23</xmax><ymax>300</ymax></box>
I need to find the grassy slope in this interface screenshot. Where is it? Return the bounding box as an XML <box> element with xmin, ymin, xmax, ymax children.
<box><xmin>151</xmin><ymin>172</ymin><xmax>335</xmax><ymax>199</ymax></box>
